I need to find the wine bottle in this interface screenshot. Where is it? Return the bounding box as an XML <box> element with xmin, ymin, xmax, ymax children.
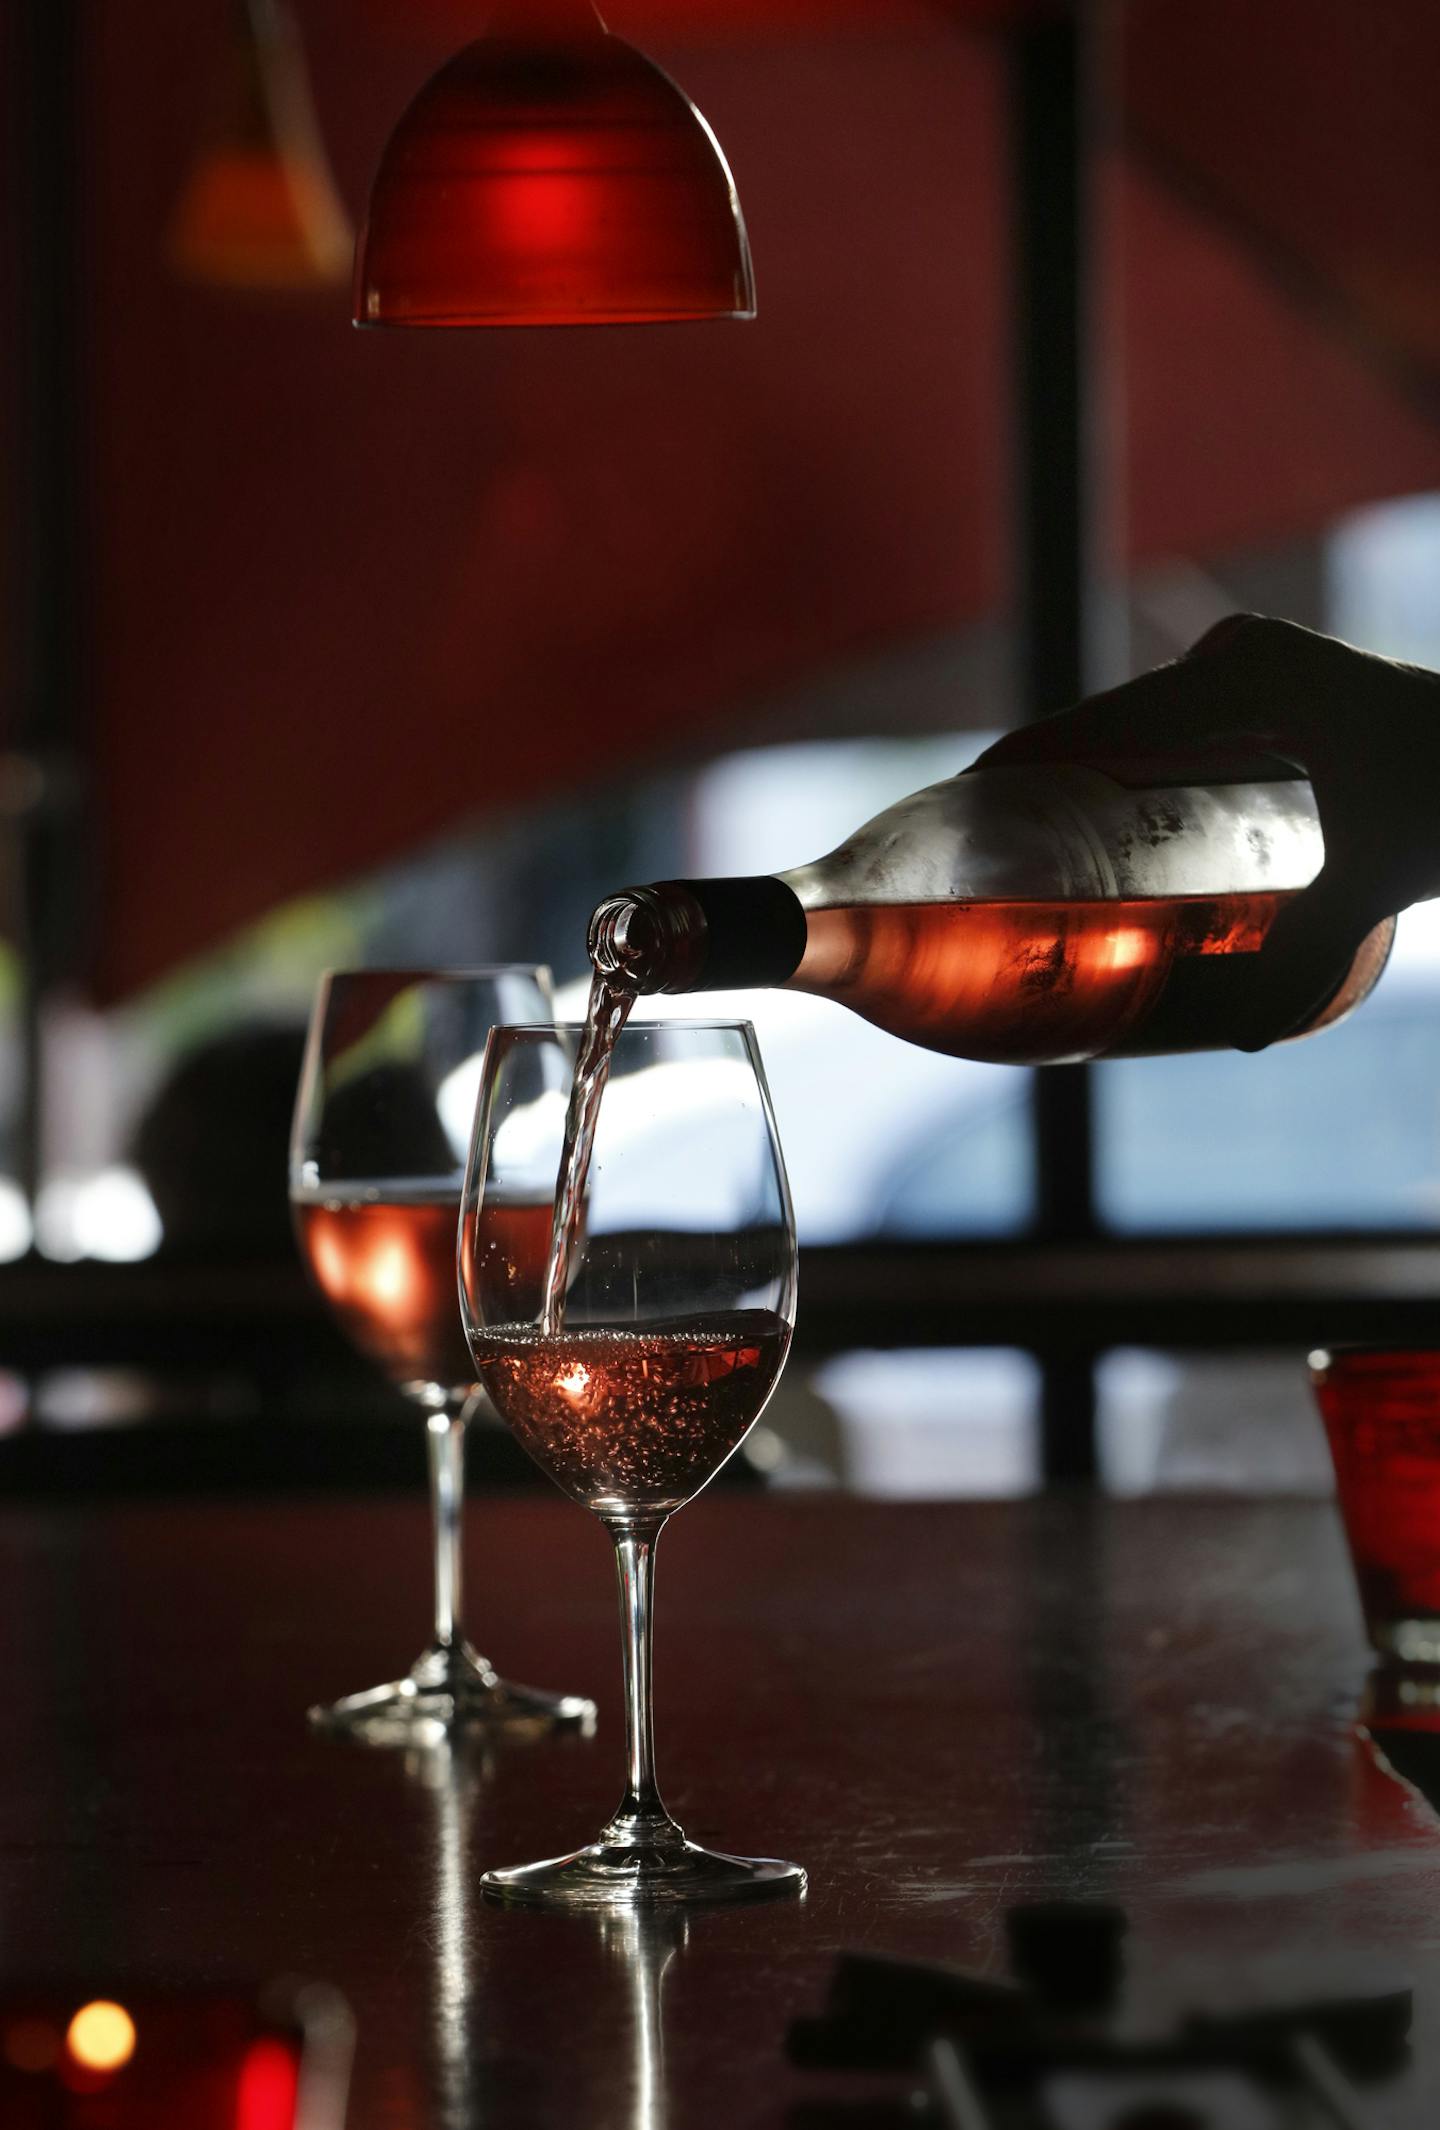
<box><xmin>587</xmin><ymin>762</ymin><xmax>1395</xmax><ymax>1064</ymax></box>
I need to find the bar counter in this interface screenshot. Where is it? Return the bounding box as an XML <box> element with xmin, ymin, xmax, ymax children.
<box><xmin>3</xmin><ymin>1491</ymin><xmax>1438</xmax><ymax>2123</ymax></box>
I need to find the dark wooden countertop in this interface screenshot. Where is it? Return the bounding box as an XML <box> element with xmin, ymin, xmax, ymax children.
<box><xmin>1</xmin><ymin>1491</ymin><xmax>1437</xmax><ymax>2124</ymax></box>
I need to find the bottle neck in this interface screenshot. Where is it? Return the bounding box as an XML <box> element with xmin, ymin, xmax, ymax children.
<box><xmin>588</xmin><ymin>877</ymin><xmax>809</xmax><ymax>995</ymax></box>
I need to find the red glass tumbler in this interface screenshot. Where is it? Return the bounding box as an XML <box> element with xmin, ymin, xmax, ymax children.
<box><xmin>1312</xmin><ymin>1346</ymin><xmax>1440</xmax><ymax>1665</ymax></box>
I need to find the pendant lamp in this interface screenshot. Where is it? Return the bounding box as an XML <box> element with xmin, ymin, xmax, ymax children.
<box><xmin>170</xmin><ymin>0</ymin><xmax>353</xmax><ymax>291</ymax></box>
<box><xmin>354</xmin><ymin>0</ymin><xmax>756</xmax><ymax>327</ymax></box>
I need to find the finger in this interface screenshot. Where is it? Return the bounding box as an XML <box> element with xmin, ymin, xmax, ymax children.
<box><xmin>1227</xmin><ymin>869</ymin><xmax>1380</xmax><ymax>1052</ymax></box>
<box><xmin>1307</xmin><ymin>749</ymin><xmax>1440</xmax><ymax>918</ymax></box>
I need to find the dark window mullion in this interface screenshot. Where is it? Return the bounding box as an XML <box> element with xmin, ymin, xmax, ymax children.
<box><xmin>1011</xmin><ymin>8</ymin><xmax>1106</xmax><ymax>1483</ymax></box>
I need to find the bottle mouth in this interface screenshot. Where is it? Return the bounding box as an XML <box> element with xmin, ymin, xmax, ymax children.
<box><xmin>587</xmin><ymin>885</ymin><xmax>707</xmax><ymax>992</ymax></box>
<box><xmin>588</xmin><ymin>890</ymin><xmax>655</xmax><ymax>982</ymax></box>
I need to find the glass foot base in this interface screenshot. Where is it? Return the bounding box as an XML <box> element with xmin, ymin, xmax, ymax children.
<box><xmin>308</xmin><ymin>1642</ymin><xmax>597</xmax><ymax>1747</ymax></box>
<box><xmin>480</xmin><ymin>1834</ymin><xmax>806</xmax><ymax>1910</ymax></box>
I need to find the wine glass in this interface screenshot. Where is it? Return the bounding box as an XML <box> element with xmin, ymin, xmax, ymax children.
<box><xmin>290</xmin><ymin>969</ymin><xmax>596</xmax><ymax>1742</ymax></box>
<box><xmin>460</xmin><ymin>1018</ymin><xmax>805</xmax><ymax>1906</ymax></box>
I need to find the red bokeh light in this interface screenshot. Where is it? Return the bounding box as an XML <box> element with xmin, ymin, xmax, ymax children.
<box><xmin>235</xmin><ymin>2037</ymin><xmax>301</xmax><ymax>2130</ymax></box>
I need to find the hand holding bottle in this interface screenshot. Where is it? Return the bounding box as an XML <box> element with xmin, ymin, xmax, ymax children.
<box><xmin>588</xmin><ymin>615</ymin><xmax>1418</xmax><ymax>1063</ymax></box>
<box><xmin>976</xmin><ymin>616</ymin><xmax>1440</xmax><ymax>1048</ymax></box>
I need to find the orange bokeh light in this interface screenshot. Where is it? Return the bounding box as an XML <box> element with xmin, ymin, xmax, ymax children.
<box><xmin>65</xmin><ymin>2000</ymin><xmax>136</xmax><ymax>2073</ymax></box>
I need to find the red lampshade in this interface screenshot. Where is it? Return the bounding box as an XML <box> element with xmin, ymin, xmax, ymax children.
<box><xmin>354</xmin><ymin>3</ymin><xmax>756</xmax><ymax>326</ymax></box>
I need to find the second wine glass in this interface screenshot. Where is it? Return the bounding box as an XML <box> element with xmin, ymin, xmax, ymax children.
<box><xmin>291</xmin><ymin>968</ymin><xmax>596</xmax><ymax>1742</ymax></box>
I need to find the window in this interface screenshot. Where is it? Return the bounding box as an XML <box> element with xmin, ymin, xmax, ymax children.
<box><xmin>1098</xmin><ymin>1349</ymin><xmax>1331</xmax><ymax>1496</ymax></box>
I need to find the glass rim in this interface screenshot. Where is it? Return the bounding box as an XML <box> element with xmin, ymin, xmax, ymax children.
<box><xmin>317</xmin><ymin>963</ymin><xmax>553</xmax><ymax>983</ymax></box>
<box><xmin>487</xmin><ymin>1018</ymin><xmax>759</xmax><ymax>1036</ymax></box>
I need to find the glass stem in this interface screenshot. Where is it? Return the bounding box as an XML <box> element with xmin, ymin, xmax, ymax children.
<box><xmin>607</xmin><ymin>1523</ymin><xmax>676</xmax><ymax>1843</ymax></box>
<box><xmin>427</xmin><ymin>1405</ymin><xmax>469</xmax><ymax>1654</ymax></box>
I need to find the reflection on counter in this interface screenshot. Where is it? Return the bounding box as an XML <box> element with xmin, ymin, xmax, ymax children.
<box><xmin>596</xmin><ymin>1909</ymin><xmax>689</xmax><ymax>2130</ymax></box>
<box><xmin>403</xmin><ymin>1736</ymin><xmax>691</xmax><ymax>2130</ymax></box>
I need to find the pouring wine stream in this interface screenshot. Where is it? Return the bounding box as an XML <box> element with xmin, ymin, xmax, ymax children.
<box><xmin>541</xmin><ymin>970</ymin><xmax>637</xmax><ymax>1334</ymax></box>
